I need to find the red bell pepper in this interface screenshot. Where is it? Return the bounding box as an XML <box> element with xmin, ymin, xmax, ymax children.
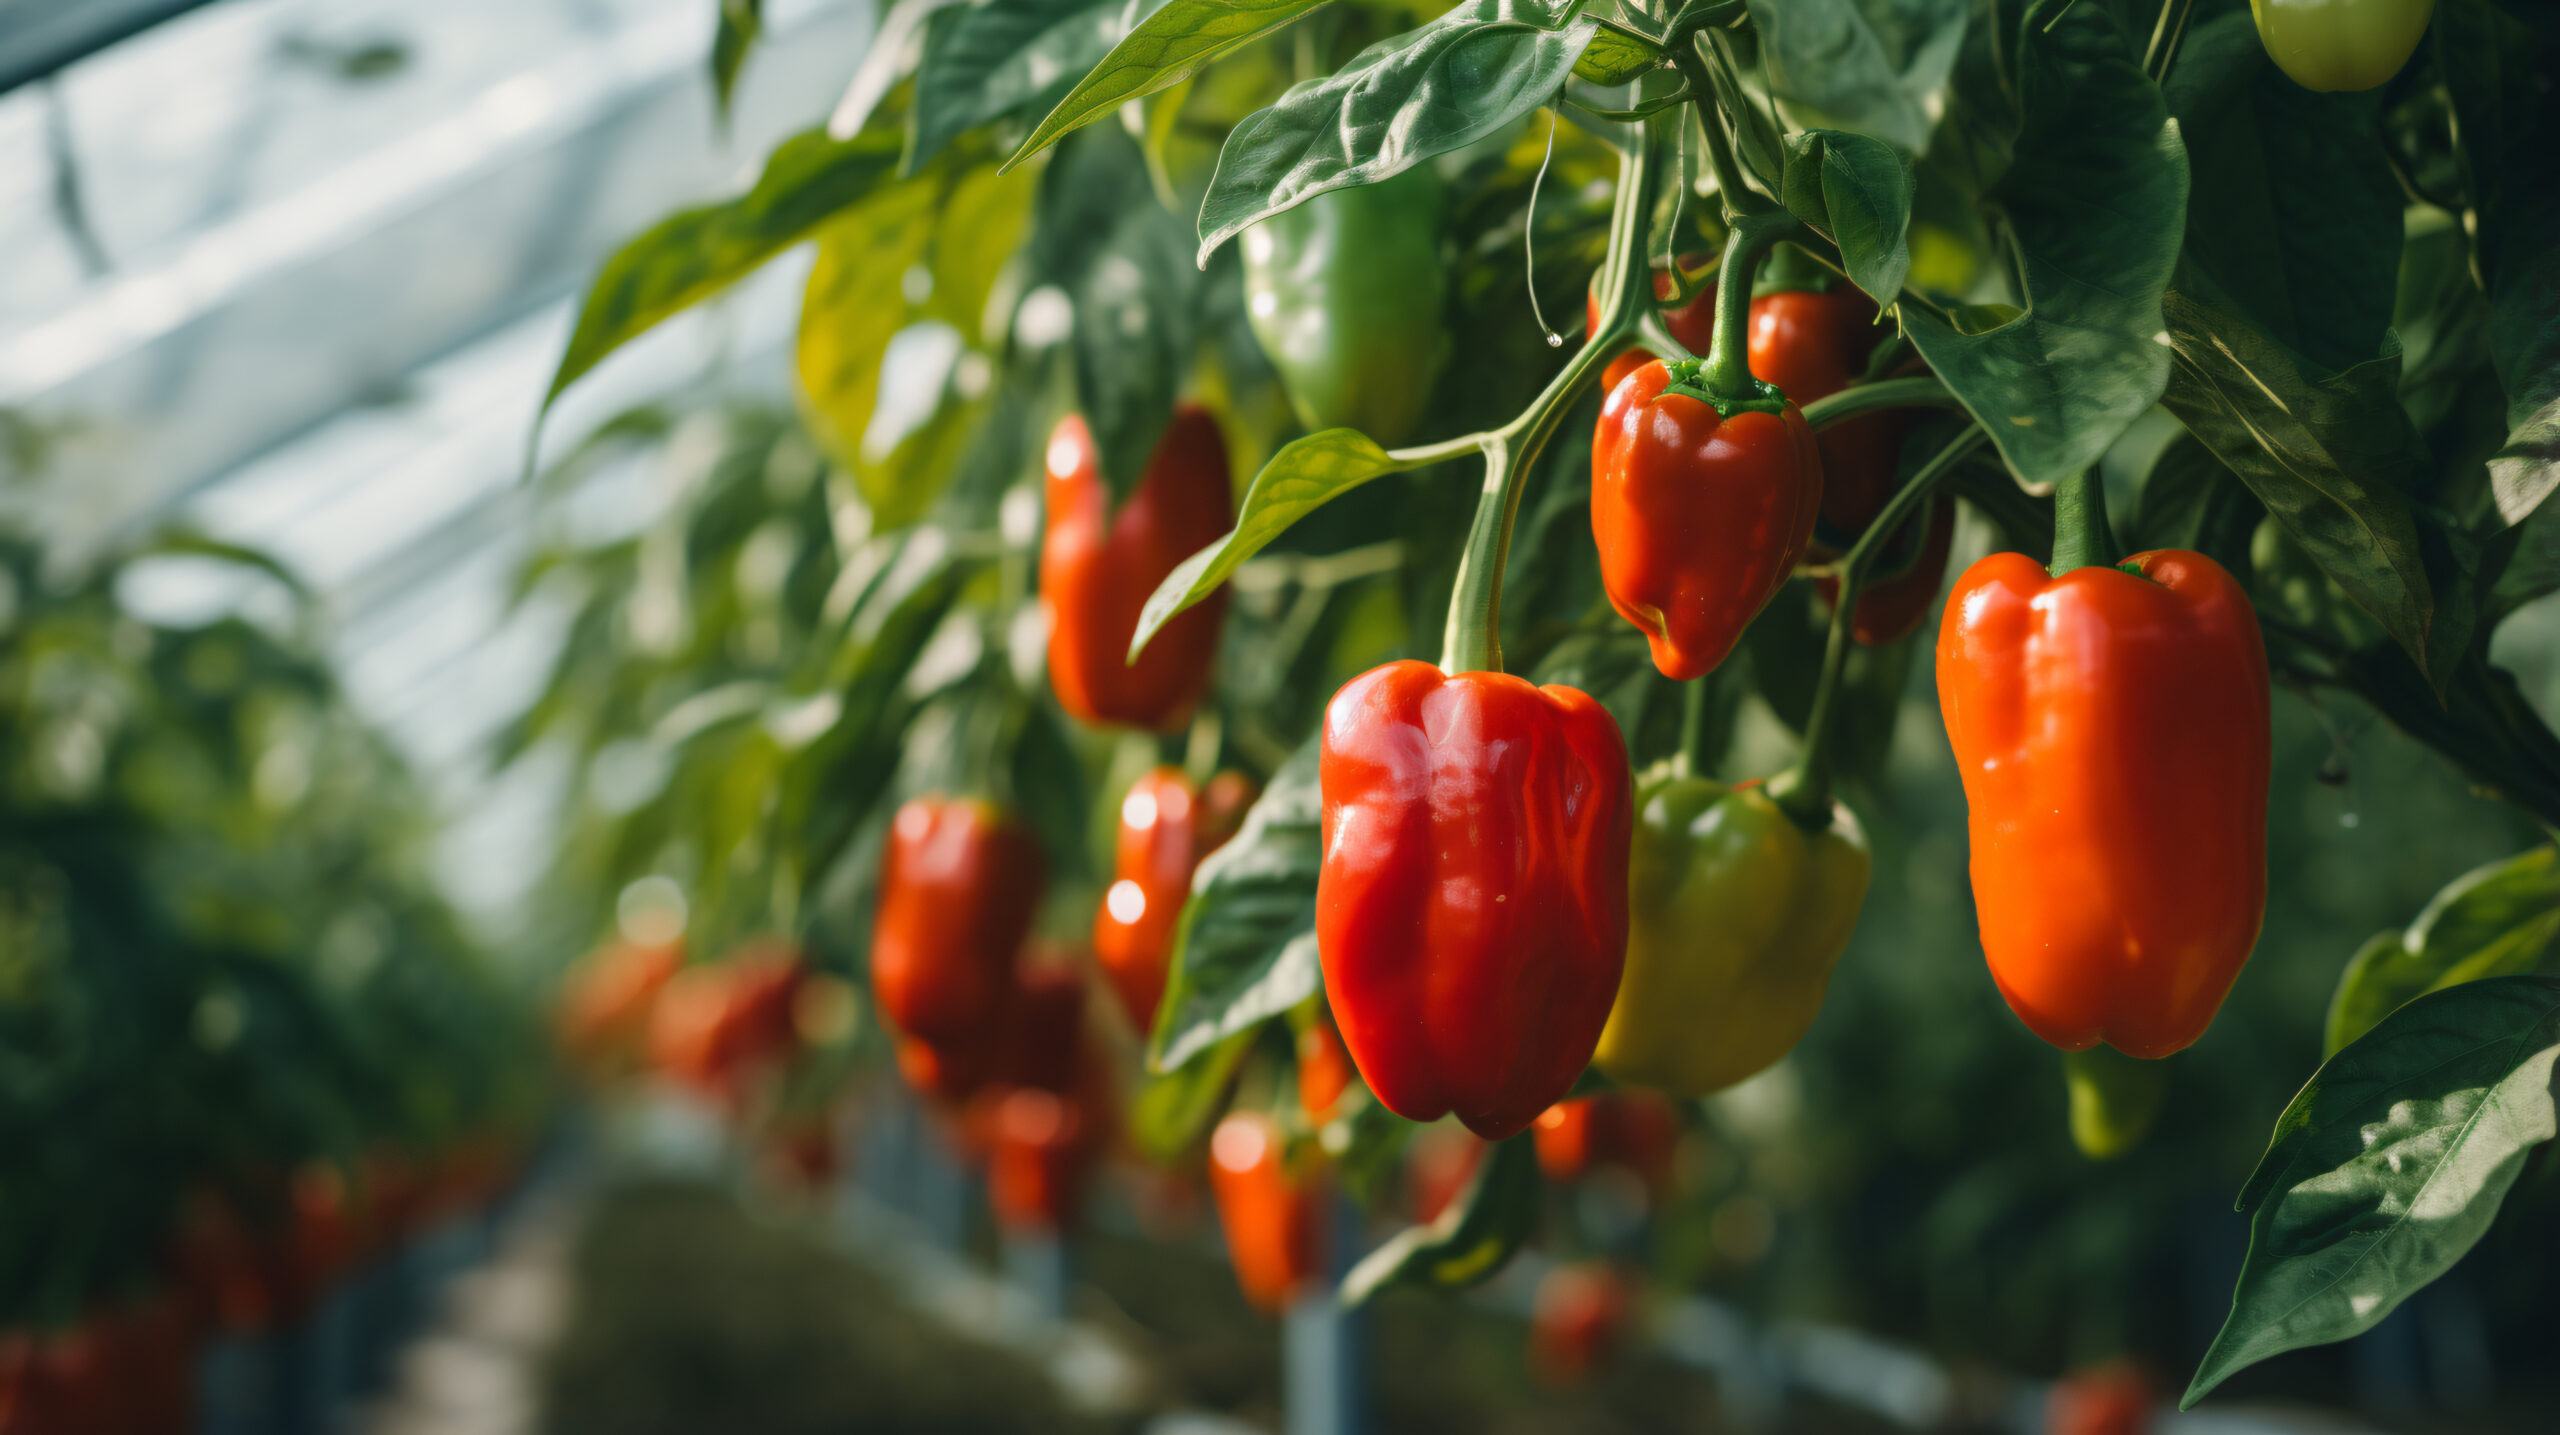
<box><xmin>1317</xmin><ymin>661</ymin><xmax>1633</xmax><ymax>1139</ymax></box>
<box><xmin>1092</xmin><ymin>768</ymin><xmax>1256</xmax><ymax>1030</ymax></box>
<box><xmin>871</xmin><ymin>797</ymin><xmax>1045</xmax><ymax>1047</ymax></box>
<box><xmin>1592</xmin><ymin>359</ymin><xmax>1824</xmax><ymax>681</ymax></box>
<box><xmin>1041</xmin><ymin>405</ymin><xmax>1235</xmax><ymax>731</ymax></box>
<box><xmin>1296</xmin><ymin>1011</ymin><xmax>1357</xmax><ymax>1122</ymax></box>
<box><xmin>1208</xmin><ymin>1112</ymin><xmax>1325</xmax><ymax>1311</ymax></box>
<box><xmin>989</xmin><ymin>1089</ymin><xmax>1090</xmax><ymax>1233</ymax></box>
<box><xmin>1937</xmin><ymin>549</ymin><xmax>2270</xmax><ymax>1056</ymax></box>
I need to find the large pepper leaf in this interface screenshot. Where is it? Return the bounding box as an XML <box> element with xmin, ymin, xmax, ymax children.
<box><xmin>1777</xmin><ymin>129</ymin><xmax>1912</xmax><ymax>309</ymax></box>
<box><xmin>2158</xmin><ymin>272</ymin><xmax>2473</xmax><ymax>691</ymax></box>
<box><xmin>2436</xmin><ymin>0</ymin><xmax>2560</xmax><ymax>526</ymax></box>
<box><xmin>1148</xmin><ymin>737</ymin><xmax>1324</xmax><ymax>1073</ymax></box>
<box><xmin>1744</xmin><ymin>0</ymin><xmax>1966</xmax><ymax>156</ymax></box>
<box><xmin>1007</xmin><ymin>0</ymin><xmax>1332</xmax><ymax>170</ymax></box>
<box><xmin>797</xmin><ymin>160</ymin><xmax>1034</xmax><ymax>524</ymax></box>
<box><xmin>544</xmin><ymin>125</ymin><xmax>906</xmax><ymax>412</ymax></box>
<box><xmin>2186</xmin><ymin>976</ymin><xmax>2560</xmax><ymax>1408</ymax></box>
<box><xmin>2163</xmin><ymin>12</ymin><xmax>2401</xmax><ymax>376</ymax></box>
<box><xmin>905</xmin><ymin>0</ymin><xmax>1129</xmax><ymax>173</ymax></box>
<box><xmin>1195</xmin><ymin>0</ymin><xmax>1595</xmax><ymax>263</ymax></box>
<box><xmin>2325</xmin><ymin>847</ymin><xmax>2560</xmax><ymax>1056</ymax></box>
<box><xmin>1339</xmin><ymin>1133</ymin><xmax>1539</xmax><ymax>1305</ymax></box>
<box><xmin>1896</xmin><ymin>0</ymin><xmax>2185</xmax><ymax>491</ymax></box>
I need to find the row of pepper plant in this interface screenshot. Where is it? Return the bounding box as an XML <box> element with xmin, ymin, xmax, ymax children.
<box><xmin>528</xmin><ymin>0</ymin><xmax>2560</xmax><ymax>1405</ymax></box>
<box><xmin>0</xmin><ymin>533</ymin><xmax>546</xmax><ymax>1430</ymax></box>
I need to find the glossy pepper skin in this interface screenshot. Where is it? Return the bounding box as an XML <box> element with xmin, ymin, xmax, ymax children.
<box><xmin>870</xmin><ymin>797</ymin><xmax>1045</xmax><ymax>1047</ymax></box>
<box><xmin>1937</xmin><ymin>550</ymin><xmax>2270</xmax><ymax>1057</ymax></box>
<box><xmin>1241</xmin><ymin>165</ymin><xmax>1449</xmax><ymax>446</ymax></box>
<box><xmin>2250</xmin><ymin>0</ymin><xmax>2433</xmax><ymax>92</ymax></box>
<box><xmin>1208</xmin><ymin>1112</ymin><xmax>1325</xmax><ymax>1311</ymax></box>
<box><xmin>1592</xmin><ymin>361</ymin><xmax>1824</xmax><ymax>681</ymax></box>
<box><xmin>1317</xmin><ymin>661</ymin><xmax>1634</xmax><ymax>1140</ymax></box>
<box><xmin>1041</xmin><ymin>407</ymin><xmax>1234</xmax><ymax>731</ymax></box>
<box><xmin>1092</xmin><ymin>767</ymin><xmax>1256</xmax><ymax>1030</ymax></box>
<box><xmin>1593</xmin><ymin>773</ymin><xmax>1870</xmax><ymax>1096</ymax></box>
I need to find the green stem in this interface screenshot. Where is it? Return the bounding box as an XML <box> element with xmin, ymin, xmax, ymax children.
<box><xmin>1766</xmin><ymin>427</ymin><xmax>1987</xmax><ymax>828</ymax></box>
<box><xmin>2048</xmin><ymin>466</ymin><xmax>2117</xmax><ymax>577</ymax></box>
<box><xmin>1439</xmin><ymin>117</ymin><xmax>1670</xmax><ymax>673</ymax></box>
<box><xmin>1680</xmin><ymin>674</ymin><xmax>1711</xmax><ymax>778</ymax></box>
<box><xmin>1700</xmin><ymin>212</ymin><xmax>1798</xmax><ymax>397</ymax></box>
<box><xmin>1798</xmin><ymin>376</ymin><xmax>1959</xmax><ymax>431</ymax></box>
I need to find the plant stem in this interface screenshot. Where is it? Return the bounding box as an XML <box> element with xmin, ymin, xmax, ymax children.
<box><xmin>1798</xmin><ymin>376</ymin><xmax>1960</xmax><ymax>431</ymax></box>
<box><xmin>2047</xmin><ymin>466</ymin><xmax>2117</xmax><ymax>577</ymax></box>
<box><xmin>1439</xmin><ymin>117</ymin><xmax>1669</xmax><ymax>674</ymax></box>
<box><xmin>1766</xmin><ymin>427</ymin><xmax>1987</xmax><ymax>828</ymax></box>
<box><xmin>1702</xmin><ymin>210</ymin><xmax>1799</xmax><ymax>397</ymax></box>
<box><xmin>1680</xmin><ymin>672</ymin><xmax>1711</xmax><ymax>777</ymax></box>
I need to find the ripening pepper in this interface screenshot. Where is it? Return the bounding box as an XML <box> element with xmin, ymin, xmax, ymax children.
<box><xmin>1531</xmin><ymin>1090</ymin><xmax>1680</xmax><ymax>1189</ymax></box>
<box><xmin>988</xmin><ymin>1089</ymin><xmax>1089</xmax><ymax>1234</ymax></box>
<box><xmin>1042</xmin><ymin>406</ymin><xmax>1234</xmax><ymax>731</ymax></box>
<box><xmin>1937</xmin><ymin>549</ymin><xmax>2270</xmax><ymax>1057</ymax></box>
<box><xmin>1592</xmin><ymin>772</ymin><xmax>1870</xmax><ymax>1096</ymax></box>
<box><xmin>1530</xmin><ymin>1262</ymin><xmax>1631</xmax><ymax>1386</ymax></box>
<box><xmin>2250</xmin><ymin>0</ymin><xmax>2433</xmax><ymax>93</ymax></box>
<box><xmin>1241</xmin><ymin>165</ymin><xmax>1449</xmax><ymax>446</ymax></box>
<box><xmin>1297</xmin><ymin>1011</ymin><xmax>1357</xmax><ymax>1122</ymax></box>
<box><xmin>555</xmin><ymin>937</ymin><xmax>683</xmax><ymax>1074</ymax></box>
<box><xmin>1592</xmin><ymin>359</ymin><xmax>1824</xmax><ymax>681</ymax></box>
<box><xmin>1317</xmin><ymin>661</ymin><xmax>1633</xmax><ymax>1140</ymax></box>
<box><xmin>1208</xmin><ymin>1111</ymin><xmax>1326</xmax><ymax>1311</ymax></box>
<box><xmin>1093</xmin><ymin>767</ymin><xmax>1256</xmax><ymax>1030</ymax></box>
<box><xmin>648</xmin><ymin>944</ymin><xmax>807</xmax><ymax>1096</ymax></box>
<box><xmin>870</xmin><ymin>797</ymin><xmax>1045</xmax><ymax>1047</ymax></box>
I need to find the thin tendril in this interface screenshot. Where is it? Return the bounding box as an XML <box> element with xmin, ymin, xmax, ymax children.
<box><xmin>1523</xmin><ymin>107</ymin><xmax>1564</xmax><ymax>349</ymax></box>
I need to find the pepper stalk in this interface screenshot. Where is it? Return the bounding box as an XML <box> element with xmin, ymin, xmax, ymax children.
<box><xmin>1438</xmin><ymin>114</ymin><xmax>1672</xmax><ymax>675</ymax></box>
<box><xmin>1765</xmin><ymin>427</ymin><xmax>1989</xmax><ymax>829</ymax></box>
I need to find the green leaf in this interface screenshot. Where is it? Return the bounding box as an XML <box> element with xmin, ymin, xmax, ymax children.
<box><xmin>1148</xmin><ymin>737</ymin><xmax>1324</xmax><ymax>1073</ymax></box>
<box><xmin>1744</xmin><ymin>0</ymin><xmax>1966</xmax><ymax>155</ymax></box>
<box><xmin>1897</xmin><ymin>0</ymin><xmax>2185</xmax><ymax>490</ymax></box>
<box><xmin>2325</xmin><ymin>847</ymin><xmax>2560</xmax><ymax>1056</ymax></box>
<box><xmin>1008</xmin><ymin>0</ymin><xmax>1333</xmax><ymax>170</ymax></box>
<box><xmin>1028</xmin><ymin>128</ymin><xmax>1204</xmax><ymax>499</ymax></box>
<box><xmin>1195</xmin><ymin>0</ymin><xmax>1597</xmax><ymax>264</ymax></box>
<box><xmin>2185</xmin><ymin>976</ymin><xmax>2560</xmax><ymax>1408</ymax></box>
<box><xmin>710</xmin><ymin>0</ymin><xmax>763</xmax><ymax>122</ymax></box>
<box><xmin>1777</xmin><ymin>129</ymin><xmax>1911</xmax><ymax>308</ymax></box>
<box><xmin>1129</xmin><ymin>428</ymin><xmax>1448</xmax><ymax>661</ymax></box>
<box><xmin>906</xmin><ymin>0</ymin><xmax>1128</xmax><ymax>173</ymax></box>
<box><xmin>2158</xmin><ymin>273</ymin><xmax>2469</xmax><ymax>688</ymax></box>
<box><xmin>1130</xmin><ymin>1029</ymin><xmax>1253</xmax><ymax>1159</ymax></box>
<box><xmin>796</xmin><ymin>159</ymin><xmax>1034</xmax><ymax>523</ymax></box>
<box><xmin>1572</xmin><ymin>21</ymin><xmax>1661</xmax><ymax>85</ymax></box>
<box><xmin>545</xmin><ymin>124</ymin><xmax>904</xmax><ymax>412</ymax></box>
<box><xmin>2162</xmin><ymin>12</ymin><xmax>2401</xmax><ymax>374</ymax></box>
<box><xmin>1339</xmin><ymin>1133</ymin><xmax>1539</xmax><ymax>1305</ymax></box>
<box><xmin>2433</xmin><ymin>0</ymin><xmax>2560</xmax><ymax>526</ymax></box>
